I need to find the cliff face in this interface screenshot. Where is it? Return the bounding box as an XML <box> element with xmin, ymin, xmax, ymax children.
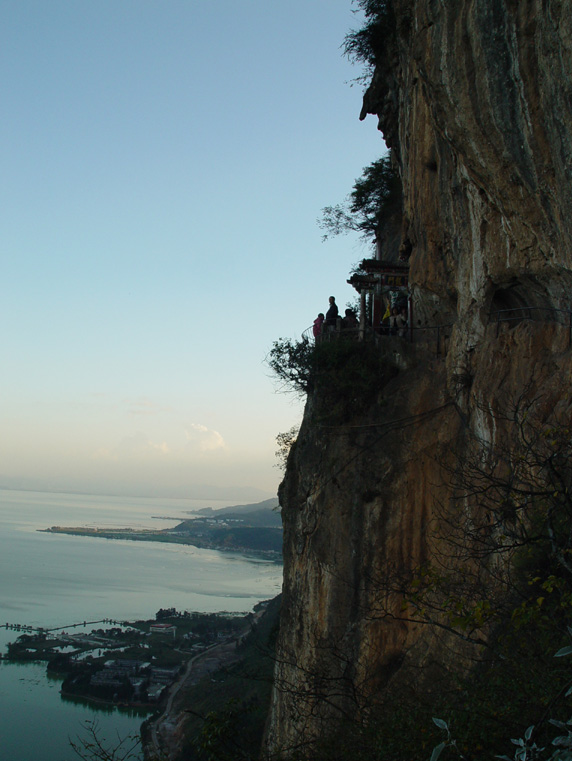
<box><xmin>265</xmin><ymin>0</ymin><xmax>572</xmax><ymax>754</ymax></box>
<box><xmin>393</xmin><ymin>0</ymin><xmax>572</xmax><ymax>342</ymax></box>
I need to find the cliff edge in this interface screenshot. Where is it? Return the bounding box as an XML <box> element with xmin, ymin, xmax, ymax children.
<box><xmin>265</xmin><ymin>1</ymin><xmax>572</xmax><ymax>756</ymax></box>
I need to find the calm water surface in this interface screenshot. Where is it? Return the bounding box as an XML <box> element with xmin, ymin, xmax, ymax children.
<box><xmin>0</xmin><ymin>489</ymin><xmax>283</xmax><ymax>761</ymax></box>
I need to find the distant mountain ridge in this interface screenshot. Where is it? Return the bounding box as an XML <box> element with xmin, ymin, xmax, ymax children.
<box><xmin>193</xmin><ymin>497</ymin><xmax>279</xmax><ymax>516</ymax></box>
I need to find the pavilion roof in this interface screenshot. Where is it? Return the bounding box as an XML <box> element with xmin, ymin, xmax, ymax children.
<box><xmin>359</xmin><ymin>258</ymin><xmax>409</xmax><ymax>274</ymax></box>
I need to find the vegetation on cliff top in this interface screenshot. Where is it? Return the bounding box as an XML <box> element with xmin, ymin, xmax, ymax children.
<box><xmin>344</xmin><ymin>0</ymin><xmax>396</xmax><ymax>71</ymax></box>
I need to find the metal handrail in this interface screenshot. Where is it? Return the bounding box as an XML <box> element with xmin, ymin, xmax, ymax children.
<box><xmin>491</xmin><ymin>306</ymin><xmax>572</xmax><ymax>347</ymax></box>
<box><xmin>299</xmin><ymin>305</ymin><xmax>572</xmax><ymax>355</ymax></box>
<box><xmin>301</xmin><ymin>321</ymin><xmax>360</xmax><ymax>342</ymax></box>
<box><xmin>302</xmin><ymin>322</ymin><xmax>455</xmax><ymax>356</ymax></box>
<box><xmin>491</xmin><ymin>306</ymin><xmax>572</xmax><ymax>318</ymax></box>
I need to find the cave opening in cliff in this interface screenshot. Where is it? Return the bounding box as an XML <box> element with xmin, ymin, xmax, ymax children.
<box><xmin>489</xmin><ymin>277</ymin><xmax>564</xmax><ymax>327</ymax></box>
<box><xmin>491</xmin><ymin>285</ymin><xmax>528</xmax><ymax>315</ymax></box>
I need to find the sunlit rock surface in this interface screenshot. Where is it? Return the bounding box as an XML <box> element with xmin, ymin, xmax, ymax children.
<box><xmin>265</xmin><ymin>0</ymin><xmax>572</xmax><ymax>754</ymax></box>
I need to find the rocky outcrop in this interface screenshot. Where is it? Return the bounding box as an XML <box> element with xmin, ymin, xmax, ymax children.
<box><xmin>265</xmin><ymin>0</ymin><xmax>572</xmax><ymax>755</ymax></box>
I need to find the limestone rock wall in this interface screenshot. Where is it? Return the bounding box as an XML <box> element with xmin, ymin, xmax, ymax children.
<box><xmin>265</xmin><ymin>1</ymin><xmax>572</xmax><ymax>754</ymax></box>
<box><xmin>393</xmin><ymin>0</ymin><xmax>572</xmax><ymax>342</ymax></box>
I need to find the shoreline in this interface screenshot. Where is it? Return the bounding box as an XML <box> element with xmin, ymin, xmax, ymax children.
<box><xmin>60</xmin><ymin>688</ymin><xmax>153</xmax><ymax>713</ymax></box>
<box><xmin>5</xmin><ymin>604</ymin><xmax>268</xmax><ymax>715</ymax></box>
<box><xmin>143</xmin><ymin>609</ymin><xmax>265</xmax><ymax>760</ymax></box>
<box><xmin>3</xmin><ymin>599</ymin><xmax>277</xmax><ymax>761</ymax></box>
<box><xmin>40</xmin><ymin>525</ymin><xmax>283</xmax><ymax>562</ymax></box>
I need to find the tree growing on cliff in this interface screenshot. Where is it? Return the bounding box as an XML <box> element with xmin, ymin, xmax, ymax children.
<box><xmin>343</xmin><ymin>0</ymin><xmax>396</xmax><ymax>72</ymax></box>
<box><xmin>275</xmin><ymin>425</ymin><xmax>299</xmax><ymax>472</ymax></box>
<box><xmin>267</xmin><ymin>337</ymin><xmax>316</xmax><ymax>396</ymax></box>
<box><xmin>318</xmin><ymin>154</ymin><xmax>401</xmax><ymax>248</ymax></box>
<box><xmin>267</xmin><ymin>336</ymin><xmax>397</xmax><ymax>421</ymax></box>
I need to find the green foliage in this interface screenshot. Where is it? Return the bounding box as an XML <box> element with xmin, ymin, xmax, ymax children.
<box><xmin>267</xmin><ymin>337</ymin><xmax>316</xmax><ymax>396</ymax></box>
<box><xmin>268</xmin><ymin>336</ymin><xmax>397</xmax><ymax>421</ymax></box>
<box><xmin>432</xmin><ymin>642</ymin><xmax>572</xmax><ymax>761</ymax></box>
<box><xmin>178</xmin><ymin>596</ymin><xmax>281</xmax><ymax>761</ymax></box>
<box><xmin>398</xmin><ymin>407</ymin><xmax>572</xmax><ymax>759</ymax></box>
<box><xmin>275</xmin><ymin>425</ymin><xmax>299</xmax><ymax>471</ymax></box>
<box><xmin>196</xmin><ymin>700</ymin><xmax>262</xmax><ymax>761</ymax></box>
<box><xmin>319</xmin><ymin>154</ymin><xmax>401</xmax><ymax>245</ymax></box>
<box><xmin>306</xmin><ymin>598</ymin><xmax>572</xmax><ymax>760</ymax></box>
<box><xmin>343</xmin><ymin>0</ymin><xmax>396</xmax><ymax>70</ymax></box>
<box><xmin>444</xmin><ymin>614</ymin><xmax>572</xmax><ymax>757</ymax></box>
<box><xmin>302</xmin><ymin>691</ymin><xmax>454</xmax><ymax>761</ymax></box>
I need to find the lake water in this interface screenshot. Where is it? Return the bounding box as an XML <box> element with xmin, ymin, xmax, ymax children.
<box><xmin>0</xmin><ymin>488</ymin><xmax>283</xmax><ymax>761</ymax></box>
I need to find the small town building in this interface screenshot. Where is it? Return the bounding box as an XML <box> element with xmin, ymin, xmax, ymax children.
<box><xmin>149</xmin><ymin>623</ymin><xmax>176</xmax><ymax>638</ymax></box>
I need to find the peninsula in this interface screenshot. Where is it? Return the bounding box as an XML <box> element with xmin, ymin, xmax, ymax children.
<box><xmin>40</xmin><ymin>500</ymin><xmax>282</xmax><ymax>560</ymax></box>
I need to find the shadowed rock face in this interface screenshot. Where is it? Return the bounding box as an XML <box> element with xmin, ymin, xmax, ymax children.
<box><xmin>264</xmin><ymin>1</ymin><xmax>572</xmax><ymax>755</ymax></box>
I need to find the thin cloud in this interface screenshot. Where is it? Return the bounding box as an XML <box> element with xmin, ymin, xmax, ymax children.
<box><xmin>94</xmin><ymin>432</ymin><xmax>170</xmax><ymax>461</ymax></box>
<box><xmin>186</xmin><ymin>423</ymin><xmax>226</xmax><ymax>452</ymax></box>
<box><xmin>124</xmin><ymin>397</ymin><xmax>173</xmax><ymax>417</ymax></box>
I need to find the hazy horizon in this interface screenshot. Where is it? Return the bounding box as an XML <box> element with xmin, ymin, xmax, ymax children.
<box><xmin>1</xmin><ymin>1</ymin><xmax>385</xmax><ymax>498</ymax></box>
<box><xmin>0</xmin><ymin>480</ymin><xmax>274</xmax><ymax>505</ymax></box>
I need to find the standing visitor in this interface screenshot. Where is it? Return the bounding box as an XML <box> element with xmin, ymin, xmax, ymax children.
<box><xmin>389</xmin><ymin>306</ymin><xmax>407</xmax><ymax>337</ymax></box>
<box><xmin>380</xmin><ymin>302</ymin><xmax>391</xmax><ymax>335</ymax></box>
<box><xmin>342</xmin><ymin>309</ymin><xmax>358</xmax><ymax>330</ymax></box>
<box><xmin>313</xmin><ymin>313</ymin><xmax>325</xmax><ymax>338</ymax></box>
<box><xmin>325</xmin><ymin>296</ymin><xmax>339</xmax><ymax>329</ymax></box>
<box><xmin>389</xmin><ymin>306</ymin><xmax>400</xmax><ymax>335</ymax></box>
<box><xmin>398</xmin><ymin>306</ymin><xmax>408</xmax><ymax>337</ymax></box>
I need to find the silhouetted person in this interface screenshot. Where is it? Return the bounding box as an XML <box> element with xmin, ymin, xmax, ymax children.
<box><xmin>342</xmin><ymin>309</ymin><xmax>358</xmax><ymax>330</ymax></box>
<box><xmin>325</xmin><ymin>296</ymin><xmax>338</xmax><ymax>329</ymax></box>
<box><xmin>313</xmin><ymin>313</ymin><xmax>325</xmax><ymax>338</ymax></box>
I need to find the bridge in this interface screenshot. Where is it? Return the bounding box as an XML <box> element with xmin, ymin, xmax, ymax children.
<box><xmin>1</xmin><ymin>618</ymin><xmax>126</xmax><ymax>635</ymax></box>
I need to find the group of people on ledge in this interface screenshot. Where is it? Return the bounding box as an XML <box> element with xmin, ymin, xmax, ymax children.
<box><xmin>381</xmin><ymin>303</ymin><xmax>408</xmax><ymax>337</ymax></box>
<box><xmin>313</xmin><ymin>296</ymin><xmax>358</xmax><ymax>338</ymax></box>
<box><xmin>312</xmin><ymin>295</ymin><xmax>408</xmax><ymax>339</ymax></box>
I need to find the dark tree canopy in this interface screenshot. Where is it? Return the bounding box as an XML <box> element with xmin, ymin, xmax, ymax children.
<box><xmin>343</xmin><ymin>0</ymin><xmax>396</xmax><ymax>70</ymax></box>
<box><xmin>319</xmin><ymin>154</ymin><xmax>401</xmax><ymax>245</ymax></box>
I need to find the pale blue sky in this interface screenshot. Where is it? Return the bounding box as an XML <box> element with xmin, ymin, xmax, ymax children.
<box><xmin>1</xmin><ymin>0</ymin><xmax>385</xmax><ymax>501</ymax></box>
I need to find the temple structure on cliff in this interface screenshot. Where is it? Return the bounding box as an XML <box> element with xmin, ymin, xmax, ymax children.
<box><xmin>347</xmin><ymin>257</ymin><xmax>410</xmax><ymax>332</ymax></box>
